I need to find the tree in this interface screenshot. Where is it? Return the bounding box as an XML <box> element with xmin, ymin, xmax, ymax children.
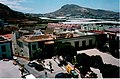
<box><xmin>89</xmin><ymin>55</ymin><xmax>103</xmax><ymax>68</ymax></box>
<box><xmin>53</xmin><ymin>41</ymin><xmax>63</xmax><ymax>56</ymax></box>
<box><xmin>96</xmin><ymin>34</ymin><xmax>107</xmax><ymax>52</ymax></box>
<box><xmin>89</xmin><ymin>72</ymin><xmax>97</xmax><ymax>78</ymax></box>
<box><xmin>76</xmin><ymin>53</ymin><xmax>90</xmax><ymax>66</ymax></box>
<box><xmin>78</xmin><ymin>66</ymin><xmax>90</xmax><ymax>76</ymax></box>
<box><xmin>62</xmin><ymin>42</ymin><xmax>77</xmax><ymax>62</ymax></box>
<box><xmin>100</xmin><ymin>64</ymin><xmax>119</xmax><ymax>78</ymax></box>
<box><xmin>54</xmin><ymin>42</ymin><xmax>77</xmax><ymax>62</ymax></box>
<box><xmin>109</xmin><ymin>34</ymin><xmax>119</xmax><ymax>58</ymax></box>
<box><xmin>34</xmin><ymin>48</ymin><xmax>43</xmax><ymax>59</ymax></box>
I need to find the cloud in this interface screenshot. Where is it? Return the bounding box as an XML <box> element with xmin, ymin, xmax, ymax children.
<box><xmin>9</xmin><ymin>5</ymin><xmax>32</xmax><ymax>12</ymax></box>
<box><xmin>0</xmin><ymin>0</ymin><xmax>32</xmax><ymax>12</ymax></box>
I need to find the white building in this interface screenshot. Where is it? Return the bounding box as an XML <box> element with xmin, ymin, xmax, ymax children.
<box><xmin>15</xmin><ymin>34</ymin><xmax>54</xmax><ymax>60</ymax></box>
<box><xmin>48</xmin><ymin>20</ymin><xmax>120</xmax><ymax>31</ymax></box>
<box><xmin>13</xmin><ymin>24</ymin><xmax>97</xmax><ymax>60</ymax></box>
<box><xmin>55</xmin><ymin>32</ymin><xmax>96</xmax><ymax>50</ymax></box>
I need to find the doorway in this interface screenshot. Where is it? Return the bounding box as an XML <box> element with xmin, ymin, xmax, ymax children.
<box><xmin>2</xmin><ymin>54</ymin><xmax>7</xmax><ymax>59</ymax></box>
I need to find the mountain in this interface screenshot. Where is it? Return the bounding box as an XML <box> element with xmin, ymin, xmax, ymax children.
<box><xmin>0</xmin><ymin>3</ymin><xmax>26</xmax><ymax>20</ymax></box>
<box><xmin>45</xmin><ymin>4</ymin><xmax>119</xmax><ymax>19</ymax></box>
<box><xmin>0</xmin><ymin>3</ymin><xmax>119</xmax><ymax>20</ymax></box>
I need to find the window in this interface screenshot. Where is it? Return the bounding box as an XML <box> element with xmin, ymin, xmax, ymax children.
<box><xmin>1</xmin><ymin>45</ymin><xmax>6</xmax><ymax>52</ymax></box>
<box><xmin>84</xmin><ymin>27</ymin><xmax>87</xmax><ymax>30</ymax></box>
<box><xmin>75</xmin><ymin>41</ymin><xmax>79</xmax><ymax>48</ymax></box>
<box><xmin>17</xmin><ymin>41</ymin><xmax>23</xmax><ymax>47</ymax></box>
<box><xmin>32</xmin><ymin>45</ymin><xmax>36</xmax><ymax>50</ymax></box>
<box><xmin>19</xmin><ymin>42</ymin><xmax>23</xmax><ymax>47</ymax></box>
<box><xmin>89</xmin><ymin>40</ymin><xmax>92</xmax><ymax>46</ymax></box>
<box><xmin>82</xmin><ymin>40</ymin><xmax>86</xmax><ymax>47</ymax></box>
<box><xmin>17</xmin><ymin>41</ymin><xmax>19</xmax><ymax>45</ymax></box>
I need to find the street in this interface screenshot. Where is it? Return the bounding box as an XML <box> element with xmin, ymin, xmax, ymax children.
<box><xmin>0</xmin><ymin>60</ymin><xmax>21</xmax><ymax>78</ymax></box>
<box><xmin>17</xmin><ymin>57</ymin><xmax>67</xmax><ymax>78</ymax></box>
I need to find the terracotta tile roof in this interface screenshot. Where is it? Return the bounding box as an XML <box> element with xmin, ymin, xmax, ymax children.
<box><xmin>89</xmin><ymin>30</ymin><xmax>105</xmax><ymax>34</ymax></box>
<box><xmin>105</xmin><ymin>28</ymin><xmax>120</xmax><ymax>33</ymax></box>
<box><xmin>0</xmin><ymin>34</ymin><xmax>12</xmax><ymax>39</ymax></box>
<box><xmin>44</xmin><ymin>41</ymin><xmax>54</xmax><ymax>44</ymax></box>
<box><xmin>18</xmin><ymin>34</ymin><xmax>54</xmax><ymax>42</ymax></box>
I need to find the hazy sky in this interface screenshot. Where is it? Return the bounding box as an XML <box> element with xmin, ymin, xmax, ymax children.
<box><xmin>0</xmin><ymin>0</ymin><xmax>119</xmax><ymax>13</ymax></box>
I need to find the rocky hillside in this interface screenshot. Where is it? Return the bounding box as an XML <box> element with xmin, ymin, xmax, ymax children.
<box><xmin>45</xmin><ymin>4</ymin><xmax>119</xmax><ymax>19</ymax></box>
<box><xmin>0</xmin><ymin>3</ymin><xmax>26</xmax><ymax>20</ymax></box>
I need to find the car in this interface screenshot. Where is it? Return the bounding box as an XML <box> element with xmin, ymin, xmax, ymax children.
<box><xmin>25</xmin><ymin>74</ymin><xmax>36</xmax><ymax>79</ymax></box>
<box><xmin>28</xmin><ymin>62</ymin><xmax>38</xmax><ymax>67</ymax></box>
<box><xmin>34</xmin><ymin>64</ymin><xmax>44</xmax><ymax>71</ymax></box>
<box><xmin>58</xmin><ymin>63</ymin><xmax>63</xmax><ymax>67</ymax></box>
<box><xmin>64</xmin><ymin>73</ymin><xmax>72</xmax><ymax>78</ymax></box>
<box><xmin>13</xmin><ymin>61</ymin><xmax>17</xmax><ymax>65</ymax></box>
<box><xmin>60</xmin><ymin>60</ymin><xmax>68</xmax><ymax>66</ymax></box>
<box><xmin>55</xmin><ymin>73</ymin><xmax>66</xmax><ymax>78</ymax></box>
<box><xmin>13</xmin><ymin>57</ymin><xmax>18</xmax><ymax>60</ymax></box>
<box><xmin>3</xmin><ymin>59</ymin><xmax>9</xmax><ymax>61</ymax></box>
<box><xmin>70</xmin><ymin>70</ymin><xmax>79</xmax><ymax>78</ymax></box>
<box><xmin>44</xmin><ymin>64</ymin><xmax>51</xmax><ymax>70</ymax></box>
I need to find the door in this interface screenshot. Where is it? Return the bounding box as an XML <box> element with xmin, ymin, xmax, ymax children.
<box><xmin>82</xmin><ymin>40</ymin><xmax>86</xmax><ymax>47</ymax></box>
<box><xmin>75</xmin><ymin>41</ymin><xmax>79</xmax><ymax>50</ymax></box>
<box><xmin>89</xmin><ymin>40</ymin><xmax>92</xmax><ymax>46</ymax></box>
<box><xmin>2</xmin><ymin>54</ymin><xmax>7</xmax><ymax>59</ymax></box>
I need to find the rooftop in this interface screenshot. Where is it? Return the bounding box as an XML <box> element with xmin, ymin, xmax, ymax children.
<box><xmin>19</xmin><ymin>26</ymin><xmax>46</xmax><ymax>32</ymax></box>
<box><xmin>18</xmin><ymin>34</ymin><xmax>54</xmax><ymax>42</ymax></box>
<box><xmin>105</xmin><ymin>28</ymin><xmax>120</xmax><ymax>33</ymax></box>
<box><xmin>0</xmin><ymin>34</ymin><xmax>12</xmax><ymax>42</ymax></box>
<box><xmin>48</xmin><ymin>23</ymin><xmax>80</xmax><ymax>29</ymax></box>
<box><xmin>18</xmin><ymin>30</ymin><xmax>96</xmax><ymax>42</ymax></box>
<box><xmin>2</xmin><ymin>34</ymin><xmax>12</xmax><ymax>39</ymax></box>
<box><xmin>62</xmin><ymin>21</ymin><xmax>120</xmax><ymax>24</ymax></box>
<box><xmin>53</xmin><ymin>29</ymin><xmax>96</xmax><ymax>39</ymax></box>
<box><xmin>0</xmin><ymin>36</ymin><xmax>9</xmax><ymax>42</ymax></box>
<box><xmin>89</xmin><ymin>30</ymin><xmax>105</xmax><ymax>34</ymax></box>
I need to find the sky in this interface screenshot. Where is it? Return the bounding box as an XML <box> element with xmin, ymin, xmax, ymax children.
<box><xmin>0</xmin><ymin>0</ymin><xmax>119</xmax><ymax>13</ymax></box>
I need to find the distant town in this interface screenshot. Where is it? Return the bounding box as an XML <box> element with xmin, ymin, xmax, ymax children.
<box><xmin>0</xmin><ymin>2</ymin><xmax>119</xmax><ymax>79</ymax></box>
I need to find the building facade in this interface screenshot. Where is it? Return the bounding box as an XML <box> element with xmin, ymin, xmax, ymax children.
<box><xmin>15</xmin><ymin>34</ymin><xmax>54</xmax><ymax>60</ymax></box>
<box><xmin>0</xmin><ymin>37</ymin><xmax>13</xmax><ymax>59</ymax></box>
<box><xmin>56</xmin><ymin>34</ymin><xmax>96</xmax><ymax>50</ymax></box>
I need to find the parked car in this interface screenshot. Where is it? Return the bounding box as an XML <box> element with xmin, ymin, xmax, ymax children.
<box><xmin>13</xmin><ymin>57</ymin><xmax>18</xmax><ymax>60</ymax></box>
<box><xmin>70</xmin><ymin>70</ymin><xmax>79</xmax><ymax>78</ymax></box>
<box><xmin>44</xmin><ymin>64</ymin><xmax>51</xmax><ymax>70</ymax></box>
<box><xmin>3</xmin><ymin>59</ymin><xmax>9</xmax><ymax>61</ymax></box>
<box><xmin>64</xmin><ymin>73</ymin><xmax>72</xmax><ymax>78</ymax></box>
<box><xmin>13</xmin><ymin>61</ymin><xmax>17</xmax><ymax>65</ymax></box>
<box><xmin>55</xmin><ymin>73</ymin><xmax>66</xmax><ymax>78</ymax></box>
<box><xmin>55</xmin><ymin>72</ymin><xmax>72</xmax><ymax>78</ymax></box>
<box><xmin>28</xmin><ymin>62</ymin><xmax>38</xmax><ymax>67</ymax></box>
<box><xmin>34</xmin><ymin>64</ymin><xmax>44</xmax><ymax>71</ymax></box>
<box><xmin>25</xmin><ymin>74</ymin><xmax>36</xmax><ymax>79</ymax></box>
